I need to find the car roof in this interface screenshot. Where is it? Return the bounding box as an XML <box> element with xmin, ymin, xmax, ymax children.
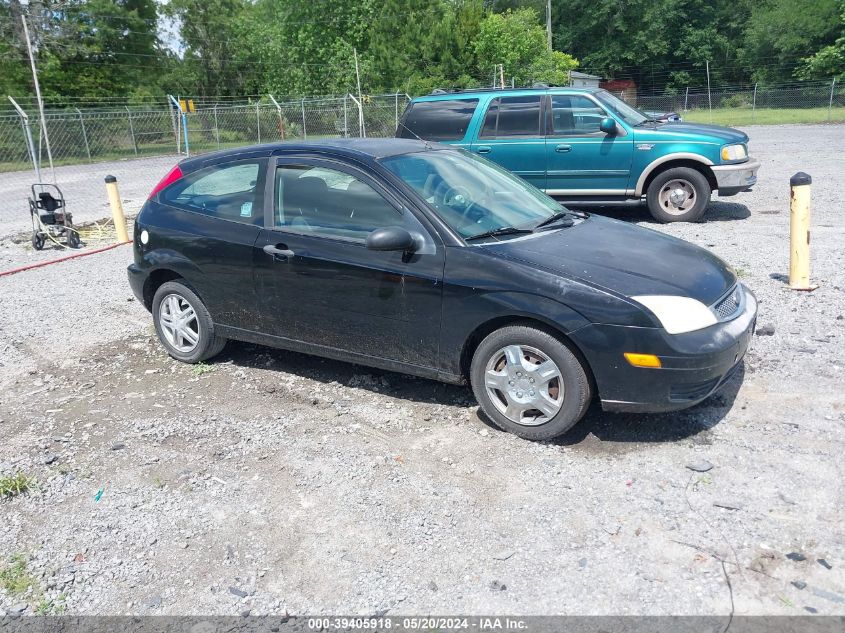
<box><xmin>412</xmin><ymin>87</ymin><xmax>601</xmax><ymax>102</ymax></box>
<box><xmin>179</xmin><ymin>138</ymin><xmax>444</xmax><ymax>171</ymax></box>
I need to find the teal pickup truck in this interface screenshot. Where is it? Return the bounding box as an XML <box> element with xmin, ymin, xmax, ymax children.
<box><xmin>396</xmin><ymin>87</ymin><xmax>760</xmax><ymax>222</ymax></box>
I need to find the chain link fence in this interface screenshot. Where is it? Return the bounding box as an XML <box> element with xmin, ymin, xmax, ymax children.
<box><xmin>626</xmin><ymin>79</ymin><xmax>844</xmax><ymax>127</ymax></box>
<box><xmin>0</xmin><ymin>93</ymin><xmax>410</xmax><ymax>234</ymax></box>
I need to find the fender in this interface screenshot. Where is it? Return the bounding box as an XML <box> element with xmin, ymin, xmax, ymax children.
<box><xmin>141</xmin><ymin>248</ymin><xmax>204</xmax><ymax>279</ymax></box>
<box><xmin>440</xmin><ymin>290</ymin><xmax>594</xmax><ymax>378</ymax></box>
<box><xmin>634</xmin><ymin>152</ymin><xmax>714</xmax><ymax>196</ymax></box>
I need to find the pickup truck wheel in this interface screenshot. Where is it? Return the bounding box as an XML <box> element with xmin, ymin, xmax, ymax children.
<box><xmin>646</xmin><ymin>167</ymin><xmax>710</xmax><ymax>222</ymax></box>
<box><xmin>470</xmin><ymin>325</ymin><xmax>591</xmax><ymax>441</ymax></box>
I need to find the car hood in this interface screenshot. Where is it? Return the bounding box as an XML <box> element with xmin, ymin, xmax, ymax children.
<box><xmin>634</xmin><ymin>122</ymin><xmax>748</xmax><ymax>145</ymax></box>
<box><xmin>482</xmin><ymin>215</ymin><xmax>736</xmax><ymax>304</ymax></box>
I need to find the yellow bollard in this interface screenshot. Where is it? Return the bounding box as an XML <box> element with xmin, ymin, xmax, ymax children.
<box><xmin>105</xmin><ymin>175</ymin><xmax>130</xmax><ymax>243</ymax></box>
<box><xmin>788</xmin><ymin>172</ymin><xmax>816</xmax><ymax>290</ymax></box>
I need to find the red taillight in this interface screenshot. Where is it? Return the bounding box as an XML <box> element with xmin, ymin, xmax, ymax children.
<box><xmin>148</xmin><ymin>165</ymin><xmax>183</xmax><ymax>199</ymax></box>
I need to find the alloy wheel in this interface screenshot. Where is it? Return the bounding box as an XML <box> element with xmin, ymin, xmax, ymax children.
<box><xmin>158</xmin><ymin>293</ymin><xmax>200</xmax><ymax>353</ymax></box>
<box><xmin>659</xmin><ymin>178</ymin><xmax>696</xmax><ymax>215</ymax></box>
<box><xmin>484</xmin><ymin>344</ymin><xmax>564</xmax><ymax>426</ymax></box>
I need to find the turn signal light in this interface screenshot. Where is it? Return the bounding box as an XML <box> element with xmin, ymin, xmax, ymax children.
<box><xmin>624</xmin><ymin>353</ymin><xmax>662</xmax><ymax>368</ymax></box>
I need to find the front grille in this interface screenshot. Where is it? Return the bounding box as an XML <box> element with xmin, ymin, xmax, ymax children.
<box><xmin>712</xmin><ymin>285</ymin><xmax>742</xmax><ymax>321</ymax></box>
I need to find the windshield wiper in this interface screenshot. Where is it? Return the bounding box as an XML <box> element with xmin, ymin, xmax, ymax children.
<box><xmin>465</xmin><ymin>226</ymin><xmax>533</xmax><ymax>241</ymax></box>
<box><xmin>533</xmin><ymin>211</ymin><xmax>575</xmax><ymax>230</ymax></box>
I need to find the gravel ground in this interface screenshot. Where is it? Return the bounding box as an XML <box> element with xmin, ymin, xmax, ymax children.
<box><xmin>0</xmin><ymin>124</ymin><xmax>843</xmax><ymax>617</ymax></box>
<box><xmin>0</xmin><ymin>154</ymin><xmax>175</xmax><ymax>237</ymax></box>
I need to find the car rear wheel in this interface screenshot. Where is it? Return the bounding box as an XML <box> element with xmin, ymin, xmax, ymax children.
<box><xmin>470</xmin><ymin>325</ymin><xmax>591</xmax><ymax>440</ymax></box>
<box><xmin>646</xmin><ymin>167</ymin><xmax>710</xmax><ymax>222</ymax></box>
<box><xmin>152</xmin><ymin>280</ymin><xmax>226</xmax><ymax>363</ymax></box>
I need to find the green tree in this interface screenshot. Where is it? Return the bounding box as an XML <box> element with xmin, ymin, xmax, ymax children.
<box><xmin>741</xmin><ymin>0</ymin><xmax>841</xmax><ymax>82</ymax></box>
<box><xmin>474</xmin><ymin>8</ymin><xmax>577</xmax><ymax>86</ymax></box>
<box><xmin>796</xmin><ymin>2</ymin><xmax>845</xmax><ymax>79</ymax></box>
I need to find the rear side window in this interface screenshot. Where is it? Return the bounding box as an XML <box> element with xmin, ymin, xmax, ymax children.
<box><xmin>397</xmin><ymin>99</ymin><xmax>478</xmax><ymax>141</ymax></box>
<box><xmin>480</xmin><ymin>96</ymin><xmax>542</xmax><ymax>138</ymax></box>
<box><xmin>160</xmin><ymin>159</ymin><xmax>266</xmax><ymax>225</ymax></box>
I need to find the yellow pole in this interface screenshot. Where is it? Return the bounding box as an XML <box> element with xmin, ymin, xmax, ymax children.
<box><xmin>105</xmin><ymin>175</ymin><xmax>130</xmax><ymax>243</ymax></box>
<box><xmin>788</xmin><ymin>172</ymin><xmax>814</xmax><ymax>290</ymax></box>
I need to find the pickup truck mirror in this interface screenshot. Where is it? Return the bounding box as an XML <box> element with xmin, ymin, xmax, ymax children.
<box><xmin>600</xmin><ymin>117</ymin><xmax>618</xmax><ymax>135</ymax></box>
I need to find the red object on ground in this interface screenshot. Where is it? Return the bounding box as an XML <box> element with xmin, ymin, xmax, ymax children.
<box><xmin>0</xmin><ymin>241</ymin><xmax>131</xmax><ymax>278</ymax></box>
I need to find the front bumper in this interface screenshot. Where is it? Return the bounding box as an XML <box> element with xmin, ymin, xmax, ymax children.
<box><xmin>569</xmin><ymin>284</ymin><xmax>757</xmax><ymax>413</ymax></box>
<box><xmin>711</xmin><ymin>157</ymin><xmax>760</xmax><ymax>196</ymax></box>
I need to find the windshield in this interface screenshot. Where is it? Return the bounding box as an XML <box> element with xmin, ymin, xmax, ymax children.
<box><xmin>593</xmin><ymin>90</ymin><xmax>650</xmax><ymax>126</ymax></box>
<box><xmin>380</xmin><ymin>149</ymin><xmax>565</xmax><ymax>240</ymax></box>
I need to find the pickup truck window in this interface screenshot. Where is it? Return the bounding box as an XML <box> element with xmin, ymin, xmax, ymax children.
<box><xmin>550</xmin><ymin>95</ymin><xmax>607</xmax><ymax>135</ymax></box>
<box><xmin>397</xmin><ymin>99</ymin><xmax>478</xmax><ymax>141</ymax></box>
<box><xmin>480</xmin><ymin>96</ymin><xmax>542</xmax><ymax>139</ymax></box>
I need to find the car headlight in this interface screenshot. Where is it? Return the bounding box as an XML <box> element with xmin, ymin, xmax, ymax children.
<box><xmin>721</xmin><ymin>144</ymin><xmax>747</xmax><ymax>162</ymax></box>
<box><xmin>631</xmin><ymin>295</ymin><xmax>717</xmax><ymax>334</ymax></box>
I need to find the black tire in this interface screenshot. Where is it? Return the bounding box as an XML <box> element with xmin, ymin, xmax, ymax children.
<box><xmin>646</xmin><ymin>166</ymin><xmax>711</xmax><ymax>223</ymax></box>
<box><xmin>152</xmin><ymin>280</ymin><xmax>227</xmax><ymax>363</ymax></box>
<box><xmin>32</xmin><ymin>233</ymin><xmax>44</xmax><ymax>250</ymax></box>
<box><xmin>470</xmin><ymin>324</ymin><xmax>592</xmax><ymax>441</ymax></box>
<box><xmin>67</xmin><ymin>229</ymin><xmax>80</xmax><ymax>249</ymax></box>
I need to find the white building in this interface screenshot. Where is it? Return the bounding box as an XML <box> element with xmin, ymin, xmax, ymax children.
<box><xmin>568</xmin><ymin>71</ymin><xmax>602</xmax><ymax>89</ymax></box>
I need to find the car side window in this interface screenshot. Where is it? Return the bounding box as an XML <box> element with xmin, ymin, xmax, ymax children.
<box><xmin>480</xmin><ymin>96</ymin><xmax>542</xmax><ymax>139</ymax></box>
<box><xmin>274</xmin><ymin>165</ymin><xmax>403</xmax><ymax>242</ymax></box>
<box><xmin>549</xmin><ymin>95</ymin><xmax>607</xmax><ymax>136</ymax></box>
<box><xmin>160</xmin><ymin>159</ymin><xmax>265</xmax><ymax>225</ymax></box>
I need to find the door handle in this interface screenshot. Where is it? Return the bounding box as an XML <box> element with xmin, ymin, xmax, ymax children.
<box><xmin>263</xmin><ymin>244</ymin><xmax>295</xmax><ymax>259</ymax></box>
<box><xmin>555</xmin><ymin>144</ymin><xmax>572</xmax><ymax>153</ymax></box>
<box><xmin>476</xmin><ymin>146</ymin><xmax>492</xmax><ymax>154</ymax></box>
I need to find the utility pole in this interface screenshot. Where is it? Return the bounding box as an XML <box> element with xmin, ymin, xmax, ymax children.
<box><xmin>546</xmin><ymin>0</ymin><xmax>553</xmax><ymax>50</ymax></box>
<box><xmin>22</xmin><ymin>14</ymin><xmax>55</xmax><ymax>183</ymax></box>
<box><xmin>354</xmin><ymin>48</ymin><xmax>365</xmax><ymax>137</ymax></box>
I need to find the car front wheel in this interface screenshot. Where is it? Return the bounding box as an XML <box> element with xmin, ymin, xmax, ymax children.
<box><xmin>470</xmin><ymin>325</ymin><xmax>592</xmax><ymax>440</ymax></box>
<box><xmin>152</xmin><ymin>280</ymin><xmax>226</xmax><ymax>363</ymax></box>
<box><xmin>646</xmin><ymin>166</ymin><xmax>711</xmax><ymax>222</ymax></box>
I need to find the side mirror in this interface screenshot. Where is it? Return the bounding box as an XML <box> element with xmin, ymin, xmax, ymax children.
<box><xmin>366</xmin><ymin>226</ymin><xmax>416</xmax><ymax>252</ymax></box>
<box><xmin>599</xmin><ymin>117</ymin><xmax>617</xmax><ymax>135</ymax></box>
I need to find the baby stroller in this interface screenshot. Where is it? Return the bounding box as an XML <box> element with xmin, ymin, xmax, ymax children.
<box><xmin>29</xmin><ymin>183</ymin><xmax>80</xmax><ymax>249</ymax></box>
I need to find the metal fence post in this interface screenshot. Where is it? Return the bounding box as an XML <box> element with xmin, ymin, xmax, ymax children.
<box><xmin>683</xmin><ymin>86</ymin><xmax>689</xmax><ymax>111</ymax></box>
<box><xmin>126</xmin><ymin>106</ymin><xmax>138</xmax><ymax>156</ymax></box>
<box><xmin>214</xmin><ymin>104</ymin><xmax>220</xmax><ymax>149</ymax></box>
<box><xmin>269</xmin><ymin>95</ymin><xmax>284</xmax><ymax>141</ymax></box>
<box><xmin>168</xmin><ymin>95</ymin><xmax>189</xmax><ymax>157</ymax></box>
<box><xmin>829</xmin><ymin>78</ymin><xmax>837</xmax><ymax>123</ymax></box>
<box><xmin>752</xmin><ymin>83</ymin><xmax>758</xmax><ymax>124</ymax></box>
<box><xmin>301</xmin><ymin>98</ymin><xmax>307</xmax><ymax>140</ymax></box>
<box><xmin>706</xmin><ymin>60</ymin><xmax>713</xmax><ymax>124</ymax></box>
<box><xmin>343</xmin><ymin>95</ymin><xmax>349</xmax><ymax>138</ymax></box>
<box><xmin>394</xmin><ymin>92</ymin><xmax>399</xmax><ymax>130</ymax></box>
<box><xmin>8</xmin><ymin>96</ymin><xmax>41</xmax><ymax>182</ymax></box>
<box><xmin>74</xmin><ymin>107</ymin><xmax>91</xmax><ymax>161</ymax></box>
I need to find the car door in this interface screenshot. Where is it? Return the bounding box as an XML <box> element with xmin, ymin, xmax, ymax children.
<box><xmin>254</xmin><ymin>157</ymin><xmax>445</xmax><ymax>369</ymax></box>
<box><xmin>470</xmin><ymin>95</ymin><xmax>546</xmax><ymax>190</ymax></box>
<box><xmin>154</xmin><ymin>157</ymin><xmax>267</xmax><ymax>331</ymax></box>
<box><xmin>544</xmin><ymin>94</ymin><xmax>634</xmax><ymax>195</ymax></box>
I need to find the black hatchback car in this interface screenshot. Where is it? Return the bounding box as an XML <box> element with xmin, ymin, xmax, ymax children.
<box><xmin>128</xmin><ymin>139</ymin><xmax>757</xmax><ymax>440</ymax></box>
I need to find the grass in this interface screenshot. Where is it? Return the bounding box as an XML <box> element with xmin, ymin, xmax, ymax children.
<box><xmin>0</xmin><ymin>555</ymin><xmax>37</xmax><ymax>596</ymax></box>
<box><xmin>36</xmin><ymin>593</ymin><xmax>67</xmax><ymax>615</ymax></box>
<box><xmin>684</xmin><ymin>106</ymin><xmax>845</xmax><ymax>126</ymax></box>
<box><xmin>0</xmin><ymin>472</ymin><xmax>35</xmax><ymax>499</ymax></box>
<box><xmin>191</xmin><ymin>362</ymin><xmax>215</xmax><ymax>376</ymax></box>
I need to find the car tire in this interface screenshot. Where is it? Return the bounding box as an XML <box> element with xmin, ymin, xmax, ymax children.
<box><xmin>470</xmin><ymin>324</ymin><xmax>592</xmax><ymax>440</ymax></box>
<box><xmin>646</xmin><ymin>167</ymin><xmax>711</xmax><ymax>222</ymax></box>
<box><xmin>152</xmin><ymin>280</ymin><xmax>227</xmax><ymax>364</ymax></box>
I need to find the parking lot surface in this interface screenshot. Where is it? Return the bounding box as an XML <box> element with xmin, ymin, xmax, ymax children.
<box><xmin>0</xmin><ymin>124</ymin><xmax>843</xmax><ymax>616</ymax></box>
